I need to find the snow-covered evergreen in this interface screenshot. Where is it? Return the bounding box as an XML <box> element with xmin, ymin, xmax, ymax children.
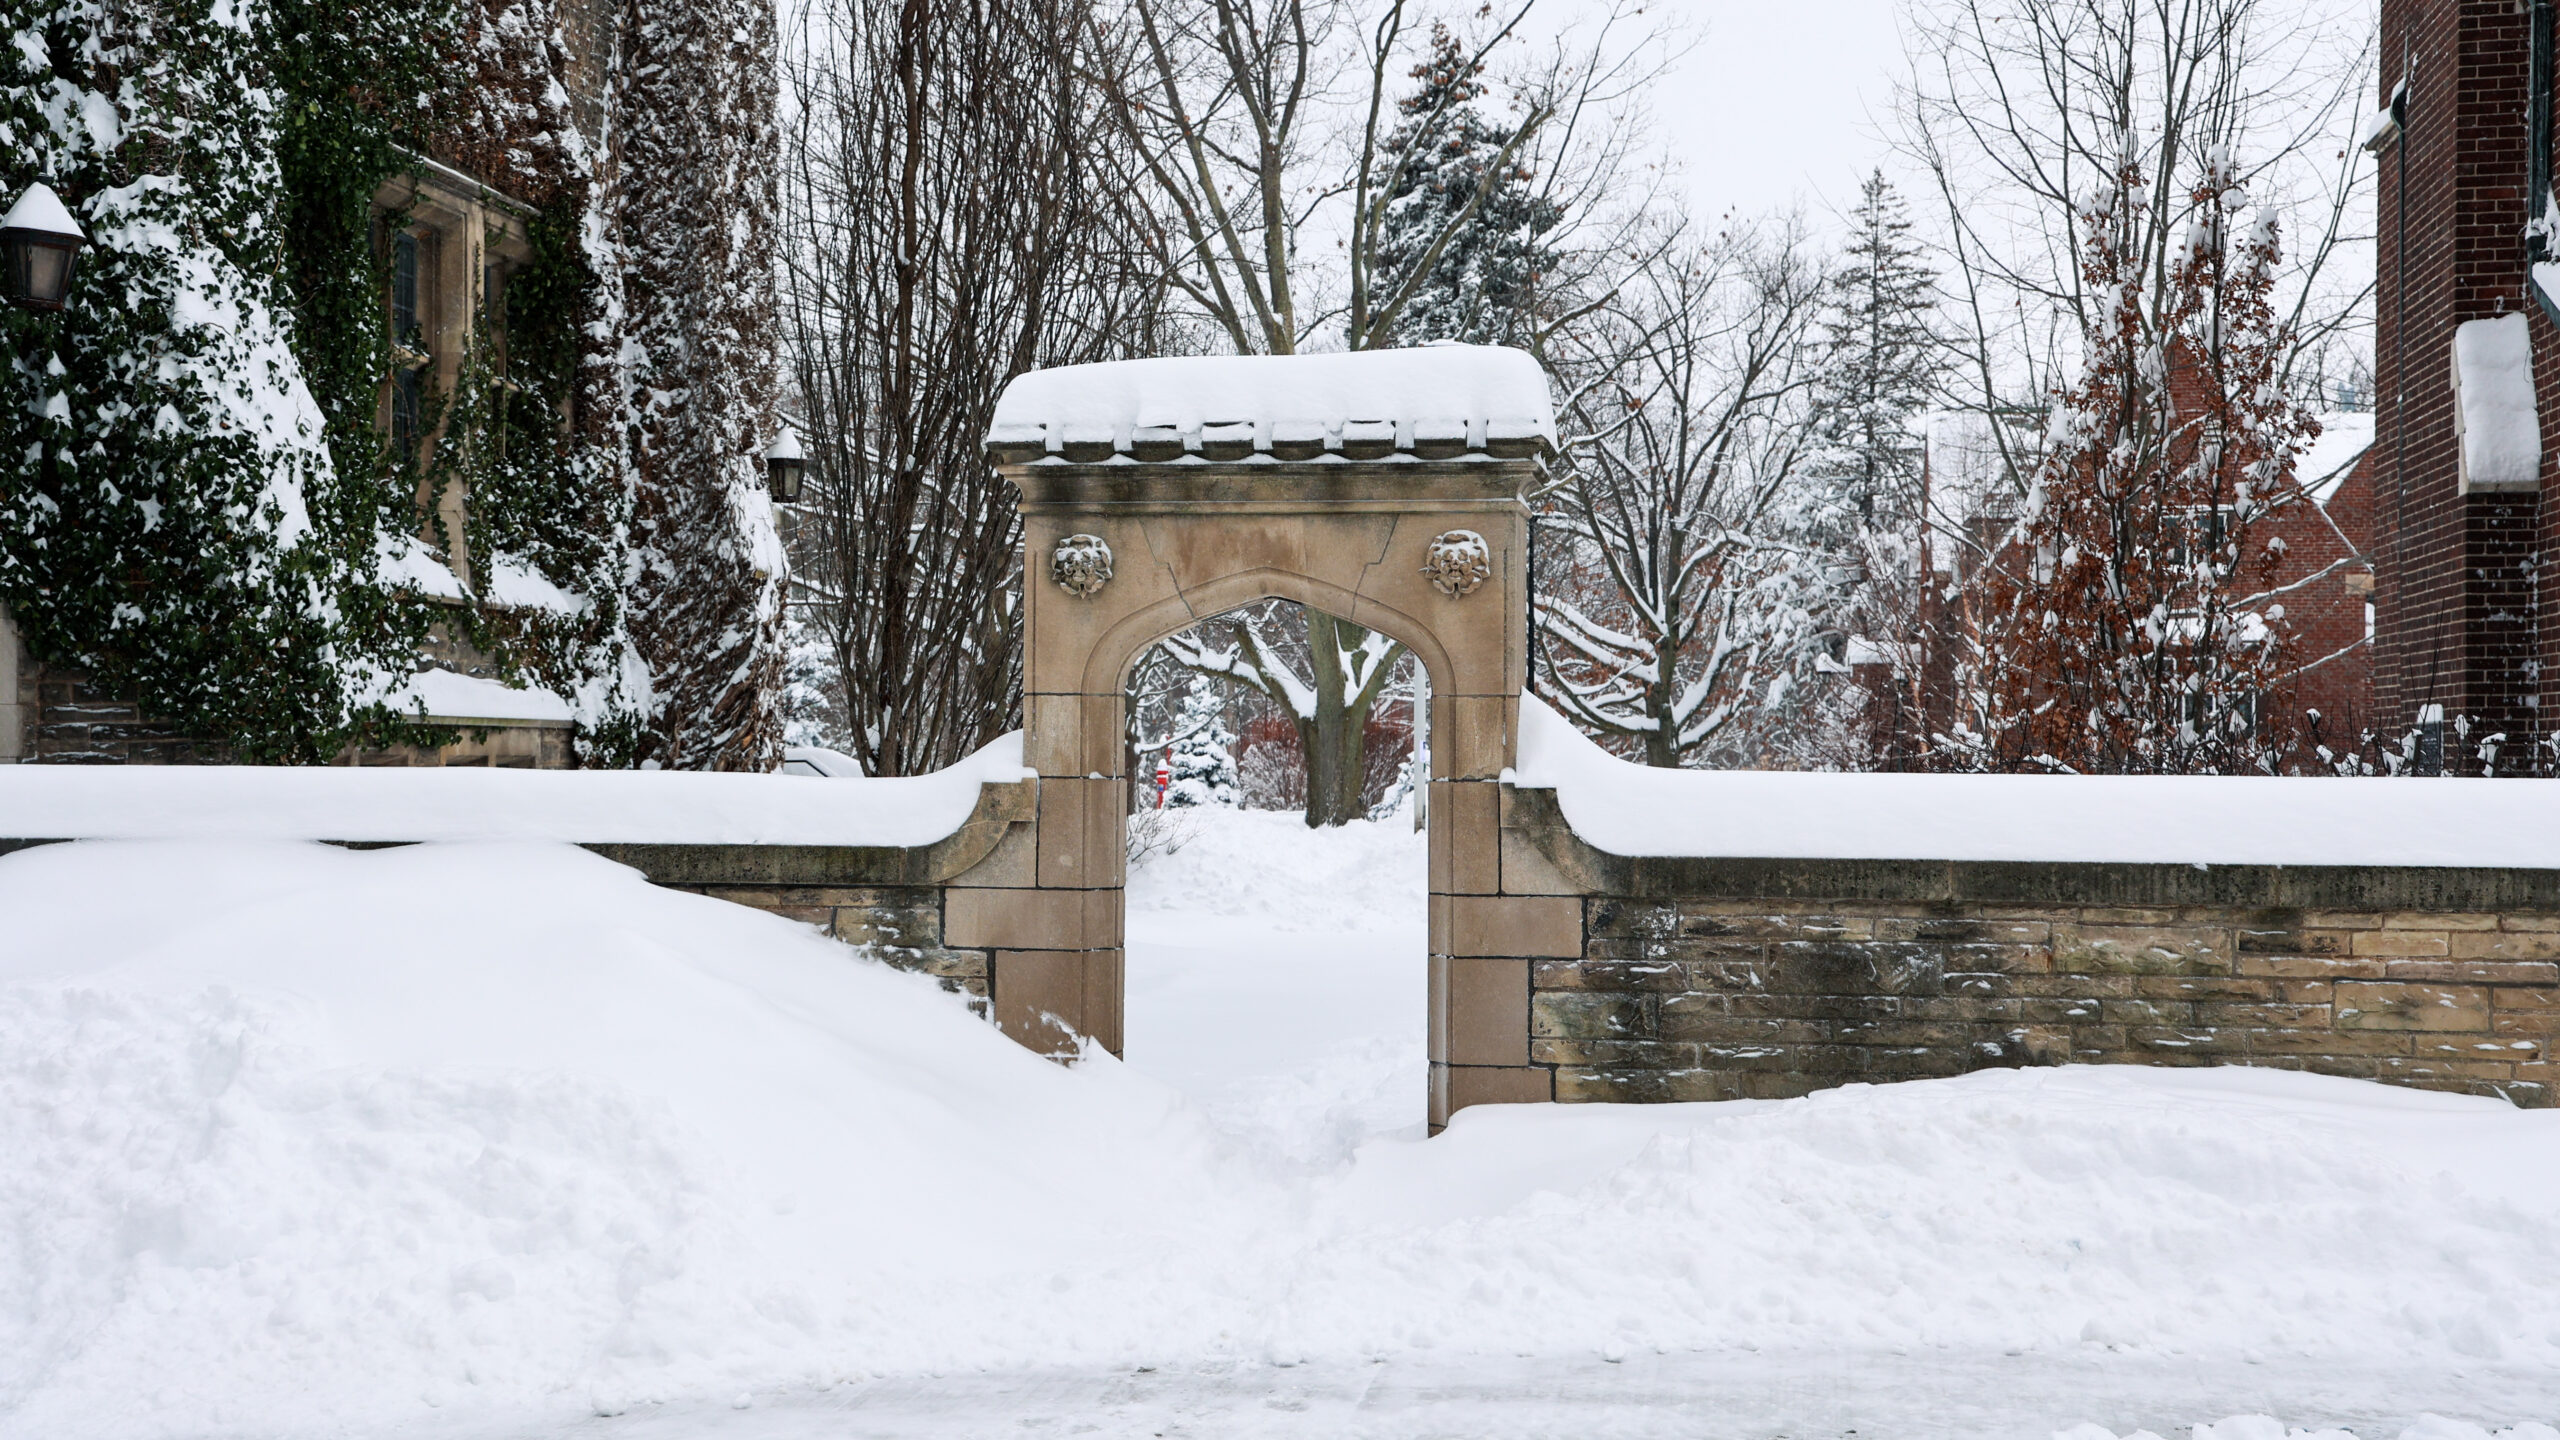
<box><xmin>1161</xmin><ymin>686</ymin><xmax>1240</xmax><ymax>809</ymax></box>
<box><xmin>1369</xmin><ymin>24</ymin><xmax>1563</xmax><ymax>349</ymax></box>
<box><xmin>1809</xmin><ymin>172</ymin><xmax>1941</xmax><ymax>529</ymax></box>
<box><xmin>617</xmin><ymin>0</ymin><xmax>787</xmax><ymax>771</ymax></box>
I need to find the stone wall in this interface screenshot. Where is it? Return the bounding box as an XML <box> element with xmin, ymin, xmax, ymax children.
<box><xmin>12</xmin><ymin>656</ymin><xmax>226</xmax><ymax>764</ymax></box>
<box><xmin>583</xmin><ymin>777</ymin><xmax>1038</xmax><ymax>1029</ymax></box>
<box><xmin>1506</xmin><ymin>788</ymin><xmax>2560</xmax><ymax>1109</ymax></box>
<box><xmin>644</xmin><ymin>880</ymin><xmax>993</xmax><ymax>1009</ymax></box>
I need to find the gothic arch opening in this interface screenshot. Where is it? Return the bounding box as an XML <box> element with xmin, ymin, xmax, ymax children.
<box><xmin>1117</xmin><ymin>596</ymin><xmax>1433</xmax><ymax>1133</ymax></box>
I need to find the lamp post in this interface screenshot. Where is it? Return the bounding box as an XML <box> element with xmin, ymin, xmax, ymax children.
<box><xmin>765</xmin><ymin>427</ymin><xmax>805</xmax><ymax>503</ymax></box>
<box><xmin>1</xmin><ymin>184</ymin><xmax>85</xmax><ymax>313</ymax></box>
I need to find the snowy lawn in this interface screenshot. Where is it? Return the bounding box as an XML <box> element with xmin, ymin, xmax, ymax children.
<box><xmin>2</xmin><ymin>817</ymin><xmax>2558</xmax><ymax>1439</ymax></box>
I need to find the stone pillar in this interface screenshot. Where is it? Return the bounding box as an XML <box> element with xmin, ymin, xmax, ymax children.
<box><xmin>0</xmin><ymin>601</ymin><xmax>21</xmax><ymax>762</ymax></box>
<box><xmin>940</xmin><ymin>526</ymin><xmax>1129</xmax><ymax>1059</ymax></box>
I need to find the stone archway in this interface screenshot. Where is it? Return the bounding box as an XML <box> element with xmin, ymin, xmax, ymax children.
<box><xmin>954</xmin><ymin>348</ymin><xmax>1570</xmax><ymax>1128</ymax></box>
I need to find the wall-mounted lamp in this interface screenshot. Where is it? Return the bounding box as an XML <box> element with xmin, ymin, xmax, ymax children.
<box><xmin>1</xmin><ymin>184</ymin><xmax>86</xmax><ymax>313</ymax></box>
<box><xmin>766</xmin><ymin>427</ymin><xmax>806</xmax><ymax>503</ymax></box>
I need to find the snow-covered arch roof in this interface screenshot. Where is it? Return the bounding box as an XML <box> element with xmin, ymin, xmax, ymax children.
<box><xmin>985</xmin><ymin>345</ymin><xmax>1556</xmax><ymax>461</ymax></box>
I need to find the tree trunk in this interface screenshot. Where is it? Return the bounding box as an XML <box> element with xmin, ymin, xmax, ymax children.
<box><xmin>1300</xmin><ymin>610</ymin><xmax>1374</xmax><ymax>826</ymax></box>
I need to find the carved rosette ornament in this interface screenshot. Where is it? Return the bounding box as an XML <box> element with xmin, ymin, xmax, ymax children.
<box><xmin>1051</xmin><ymin>533</ymin><xmax>1114</xmax><ymax>597</ymax></box>
<box><xmin>1421</xmin><ymin>530</ymin><xmax>1493</xmax><ymax>598</ymax></box>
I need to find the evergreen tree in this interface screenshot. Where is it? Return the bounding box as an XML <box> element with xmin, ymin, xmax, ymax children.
<box><xmin>617</xmin><ymin>0</ymin><xmax>787</xmax><ymax>770</ymax></box>
<box><xmin>1810</xmin><ymin>171</ymin><xmax>1941</xmax><ymax>527</ymax></box>
<box><xmin>1369</xmin><ymin>24</ymin><xmax>1563</xmax><ymax>348</ymax></box>
<box><xmin>1161</xmin><ymin>686</ymin><xmax>1239</xmax><ymax>809</ymax></box>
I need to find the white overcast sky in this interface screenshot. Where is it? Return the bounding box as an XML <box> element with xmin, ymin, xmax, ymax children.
<box><xmin>1624</xmin><ymin>0</ymin><xmax>1914</xmax><ymax>230</ymax></box>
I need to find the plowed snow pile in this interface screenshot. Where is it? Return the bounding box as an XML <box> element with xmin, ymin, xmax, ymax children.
<box><xmin>4</xmin><ymin>839</ymin><xmax>2559</xmax><ymax>1439</ymax></box>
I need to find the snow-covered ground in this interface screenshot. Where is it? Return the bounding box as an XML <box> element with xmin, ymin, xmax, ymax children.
<box><xmin>1126</xmin><ymin>806</ymin><xmax>1428</xmax><ymax>1162</ymax></box>
<box><xmin>3</xmin><ymin>813</ymin><xmax>2559</xmax><ymax>1439</ymax></box>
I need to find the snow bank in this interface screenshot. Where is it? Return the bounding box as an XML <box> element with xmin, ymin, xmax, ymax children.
<box><xmin>0</xmin><ymin>734</ymin><xmax>1031</xmax><ymax>847</ymax></box>
<box><xmin>1128</xmin><ymin>805</ymin><xmax>1424</xmax><ymax>931</ymax></box>
<box><xmin>6</xmin><ymin>841</ymin><xmax>2560</xmax><ymax>1436</ymax></box>
<box><xmin>2072</xmin><ymin>1424</ymin><xmax>2554</xmax><ymax>1440</ymax></box>
<box><xmin>988</xmin><ymin>345</ymin><xmax>1557</xmax><ymax>453</ymax></box>
<box><xmin>2451</xmin><ymin>313</ymin><xmax>2540</xmax><ymax>490</ymax></box>
<box><xmin>1510</xmin><ymin>693</ymin><xmax>2560</xmax><ymax>866</ymax></box>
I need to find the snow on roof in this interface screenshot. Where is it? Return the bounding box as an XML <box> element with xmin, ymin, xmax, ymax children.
<box><xmin>986</xmin><ymin>345</ymin><xmax>1556</xmax><ymax>458</ymax></box>
<box><xmin>0</xmin><ymin>733</ymin><xmax>1033</xmax><ymax>847</ymax></box>
<box><xmin>2296</xmin><ymin>411</ymin><xmax>2374</xmax><ymax>504</ymax></box>
<box><xmin>386</xmin><ymin>668</ymin><xmax>576</xmax><ymax>725</ymax></box>
<box><xmin>2451</xmin><ymin>313</ymin><xmax>2541</xmax><ymax>490</ymax></box>
<box><xmin>1508</xmin><ymin>694</ymin><xmax>2560</xmax><ymax>868</ymax></box>
<box><xmin>481</xmin><ymin>557</ymin><xmax>588</xmax><ymax>616</ymax></box>
<box><xmin>0</xmin><ymin>182</ymin><xmax>82</xmax><ymax>238</ymax></box>
<box><xmin>377</xmin><ymin>532</ymin><xmax>469</xmax><ymax>602</ymax></box>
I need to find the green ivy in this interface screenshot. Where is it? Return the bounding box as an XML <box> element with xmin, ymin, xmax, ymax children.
<box><xmin>0</xmin><ymin>0</ymin><xmax>630</xmax><ymax>762</ymax></box>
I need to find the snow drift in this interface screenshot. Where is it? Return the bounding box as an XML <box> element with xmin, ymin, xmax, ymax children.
<box><xmin>6</xmin><ymin>838</ymin><xmax>2560</xmax><ymax>1437</ymax></box>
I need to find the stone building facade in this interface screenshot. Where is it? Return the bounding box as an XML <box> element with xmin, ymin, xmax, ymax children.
<box><xmin>0</xmin><ymin>4</ymin><xmax>628</xmax><ymax>768</ymax></box>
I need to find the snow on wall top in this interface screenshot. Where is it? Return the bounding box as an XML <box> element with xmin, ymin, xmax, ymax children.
<box><xmin>383</xmin><ymin>669</ymin><xmax>576</xmax><ymax>725</ymax></box>
<box><xmin>0</xmin><ymin>733</ymin><xmax>1034</xmax><ymax>847</ymax></box>
<box><xmin>1510</xmin><ymin>695</ymin><xmax>2560</xmax><ymax>868</ymax></box>
<box><xmin>986</xmin><ymin>345</ymin><xmax>1556</xmax><ymax>458</ymax></box>
<box><xmin>2451</xmin><ymin>313</ymin><xmax>2541</xmax><ymax>490</ymax></box>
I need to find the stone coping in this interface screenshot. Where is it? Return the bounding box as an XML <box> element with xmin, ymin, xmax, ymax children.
<box><xmin>1004</xmin><ymin>456</ymin><xmax>1545</xmax><ymax>509</ymax></box>
<box><xmin>1502</xmin><ymin>786</ymin><xmax>2560</xmax><ymax>913</ymax></box>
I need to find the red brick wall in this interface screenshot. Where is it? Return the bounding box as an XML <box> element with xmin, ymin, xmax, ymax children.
<box><xmin>2373</xmin><ymin>0</ymin><xmax>2552</xmax><ymax>773</ymax></box>
<box><xmin>2265</xmin><ymin>453</ymin><xmax>2376</xmax><ymax>755</ymax></box>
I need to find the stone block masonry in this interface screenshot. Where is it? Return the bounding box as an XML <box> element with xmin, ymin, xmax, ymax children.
<box><xmin>1506</xmin><ymin>788</ymin><xmax>2560</xmax><ymax>1109</ymax></box>
<box><xmin>646</xmin><ymin>880</ymin><xmax>994</xmax><ymax>1009</ymax></box>
<box><xmin>1541</xmin><ymin>897</ymin><xmax>2559</xmax><ymax>1106</ymax></box>
<box><xmin>582</xmin><ymin>776</ymin><xmax>1036</xmax><ymax>1027</ymax></box>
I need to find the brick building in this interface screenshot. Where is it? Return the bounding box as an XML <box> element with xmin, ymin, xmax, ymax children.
<box><xmin>1889</xmin><ymin>401</ymin><xmax>2378</xmax><ymax>771</ymax></box>
<box><xmin>2368</xmin><ymin>0</ymin><xmax>2558</xmax><ymax>774</ymax></box>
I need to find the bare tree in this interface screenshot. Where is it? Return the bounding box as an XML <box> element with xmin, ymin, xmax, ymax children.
<box><xmin>1077</xmin><ymin>0</ymin><xmax>1663</xmax><ymax>819</ymax></box>
<box><xmin>1535</xmin><ymin>225</ymin><xmax>1849</xmax><ymax>768</ymax></box>
<box><xmin>1896</xmin><ymin>0</ymin><xmax>2373</xmax><ymax>521</ymax></box>
<box><xmin>779</xmin><ymin>0</ymin><xmax>1168</xmax><ymax>775</ymax></box>
<box><xmin>1155</xmin><ymin>600</ymin><xmax>1417</xmax><ymax>825</ymax></box>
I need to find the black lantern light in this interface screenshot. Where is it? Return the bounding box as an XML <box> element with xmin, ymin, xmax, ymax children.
<box><xmin>2</xmin><ymin>184</ymin><xmax>86</xmax><ymax>314</ymax></box>
<box><xmin>766</xmin><ymin>427</ymin><xmax>806</xmax><ymax>503</ymax></box>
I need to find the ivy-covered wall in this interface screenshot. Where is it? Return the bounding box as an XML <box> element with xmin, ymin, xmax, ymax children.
<box><xmin>0</xmin><ymin>0</ymin><xmax>782</xmax><ymax>768</ymax></box>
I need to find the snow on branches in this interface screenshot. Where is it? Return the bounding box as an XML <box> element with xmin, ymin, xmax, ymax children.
<box><xmin>1537</xmin><ymin>227</ymin><xmax>1851</xmax><ymax>768</ymax></box>
<box><xmin>1939</xmin><ymin>151</ymin><xmax>2321</xmax><ymax>774</ymax></box>
<box><xmin>1156</xmin><ymin>601</ymin><xmax>1411</xmax><ymax>827</ymax></box>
